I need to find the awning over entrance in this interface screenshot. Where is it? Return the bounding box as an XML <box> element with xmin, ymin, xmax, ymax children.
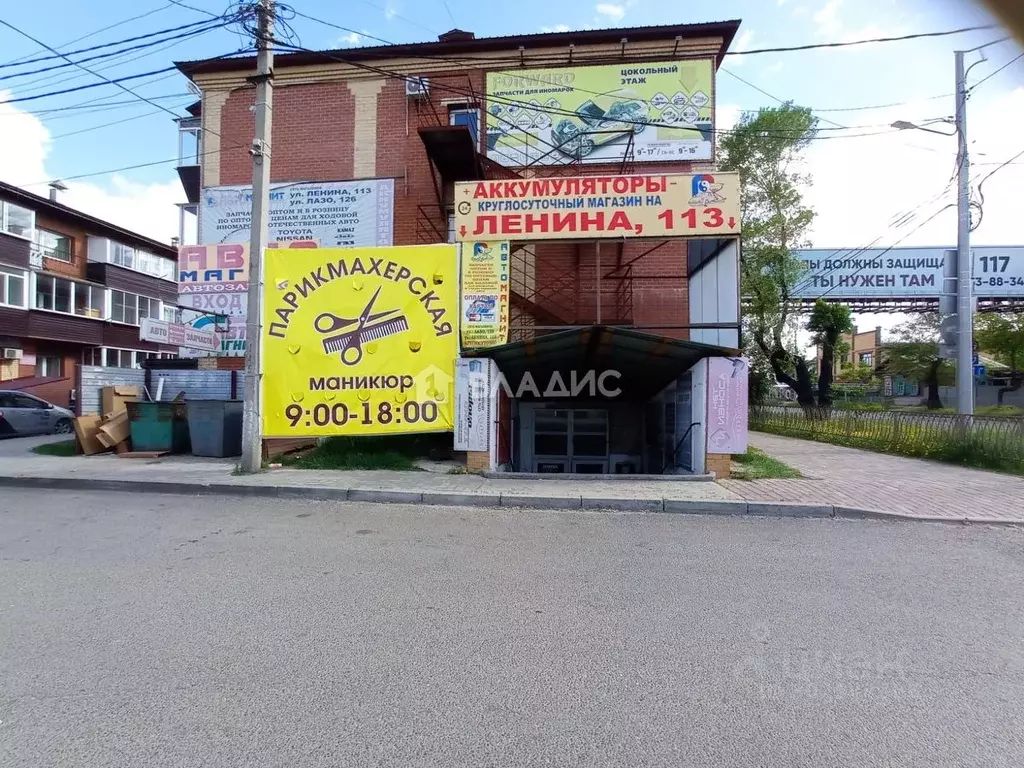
<box><xmin>467</xmin><ymin>326</ymin><xmax>739</xmax><ymax>401</ymax></box>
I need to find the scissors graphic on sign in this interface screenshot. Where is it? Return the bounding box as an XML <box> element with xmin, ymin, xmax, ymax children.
<box><xmin>314</xmin><ymin>285</ymin><xmax>410</xmax><ymax>366</ymax></box>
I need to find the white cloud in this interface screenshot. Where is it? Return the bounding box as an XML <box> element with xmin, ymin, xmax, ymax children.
<box><xmin>729</xmin><ymin>29</ymin><xmax>754</xmax><ymax>67</ymax></box>
<box><xmin>716</xmin><ymin>103</ymin><xmax>743</xmax><ymax>131</ymax></box>
<box><xmin>595</xmin><ymin>3</ymin><xmax>625</xmax><ymax>21</ymax></box>
<box><xmin>804</xmin><ymin>87</ymin><xmax>1024</xmax><ymax>249</ymax></box>
<box><xmin>384</xmin><ymin>2</ymin><xmax>397</xmax><ymax>21</ymax></box>
<box><xmin>813</xmin><ymin>0</ymin><xmax>907</xmax><ymax>46</ymax></box>
<box><xmin>340</xmin><ymin>32</ymin><xmax>362</xmax><ymax>46</ymax></box>
<box><xmin>541</xmin><ymin>24</ymin><xmax>571</xmax><ymax>33</ymax></box>
<box><xmin>814</xmin><ymin>0</ymin><xmax>842</xmax><ymax>36</ymax></box>
<box><xmin>0</xmin><ymin>90</ymin><xmax>181</xmax><ymax>244</ymax></box>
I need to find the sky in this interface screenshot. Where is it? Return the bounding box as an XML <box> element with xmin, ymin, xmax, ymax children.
<box><xmin>0</xmin><ymin>0</ymin><xmax>1022</xmax><ymax>337</ymax></box>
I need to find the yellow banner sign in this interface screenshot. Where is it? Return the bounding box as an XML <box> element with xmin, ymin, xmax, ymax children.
<box><xmin>262</xmin><ymin>245</ymin><xmax>459</xmax><ymax>437</ymax></box>
<box><xmin>486</xmin><ymin>60</ymin><xmax>714</xmax><ymax>166</ymax></box>
<box><xmin>461</xmin><ymin>241</ymin><xmax>510</xmax><ymax>348</ymax></box>
<box><xmin>454</xmin><ymin>172</ymin><xmax>741</xmax><ymax>242</ymax></box>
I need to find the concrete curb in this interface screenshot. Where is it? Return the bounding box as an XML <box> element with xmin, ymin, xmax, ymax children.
<box><xmin>0</xmin><ymin>475</ymin><xmax>1018</xmax><ymax>526</ymax></box>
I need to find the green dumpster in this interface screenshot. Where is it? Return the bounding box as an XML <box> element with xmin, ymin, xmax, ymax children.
<box><xmin>125</xmin><ymin>401</ymin><xmax>191</xmax><ymax>453</ymax></box>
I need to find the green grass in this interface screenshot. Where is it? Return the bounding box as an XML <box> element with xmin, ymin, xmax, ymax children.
<box><xmin>32</xmin><ymin>439</ymin><xmax>77</xmax><ymax>457</ymax></box>
<box><xmin>731</xmin><ymin>447</ymin><xmax>802</xmax><ymax>480</ymax></box>
<box><xmin>281</xmin><ymin>433</ymin><xmax>450</xmax><ymax>471</ymax></box>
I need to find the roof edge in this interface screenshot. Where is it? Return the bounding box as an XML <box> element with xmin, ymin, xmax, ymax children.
<box><xmin>175</xmin><ymin>19</ymin><xmax>742</xmax><ymax>77</ymax></box>
<box><xmin>0</xmin><ymin>181</ymin><xmax>176</xmax><ymax>258</ymax></box>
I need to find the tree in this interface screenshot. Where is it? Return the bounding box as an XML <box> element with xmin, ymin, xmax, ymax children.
<box><xmin>720</xmin><ymin>103</ymin><xmax>818</xmax><ymax>406</ymax></box>
<box><xmin>806</xmin><ymin>300</ymin><xmax>854</xmax><ymax>406</ymax></box>
<box><xmin>881</xmin><ymin>314</ymin><xmax>953</xmax><ymax>409</ymax></box>
<box><xmin>975</xmin><ymin>313</ymin><xmax>1024</xmax><ymax>404</ymax></box>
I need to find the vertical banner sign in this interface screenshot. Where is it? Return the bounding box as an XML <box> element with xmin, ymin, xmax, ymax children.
<box><xmin>705</xmin><ymin>357</ymin><xmax>749</xmax><ymax>454</ymax></box>
<box><xmin>460</xmin><ymin>241</ymin><xmax>510</xmax><ymax>348</ymax></box>
<box><xmin>262</xmin><ymin>245</ymin><xmax>459</xmax><ymax>437</ymax></box>
<box><xmin>454</xmin><ymin>358</ymin><xmax>493</xmax><ymax>451</ymax></box>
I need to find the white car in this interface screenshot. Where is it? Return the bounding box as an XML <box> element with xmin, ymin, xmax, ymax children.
<box><xmin>0</xmin><ymin>391</ymin><xmax>75</xmax><ymax>437</ymax></box>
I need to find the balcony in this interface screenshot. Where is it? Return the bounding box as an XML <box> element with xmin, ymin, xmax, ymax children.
<box><xmin>176</xmin><ymin>116</ymin><xmax>201</xmax><ymax>204</ymax></box>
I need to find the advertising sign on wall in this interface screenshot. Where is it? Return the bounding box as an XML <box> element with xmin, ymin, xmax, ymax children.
<box><xmin>454</xmin><ymin>358</ymin><xmax>495</xmax><ymax>452</ymax></box>
<box><xmin>140</xmin><ymin>318</ymin><xmax>219</xmax><ymax>351</ymax></box>
<box><xmin>454</xmin><ymin>172</ymin><xmax>740</xmax><ymax>242</ymax></box>
<box><xmin>705</xmin><ymin>356</ymin><xmax>748</xmax><ymax>455</ymax></box>
<box><xmin>460</xmin><ymin>241</ymin><xmax>510</xmax><ymax>348</ymax></box>
<box><xmin>200</xmin><ymin>178</ymin><xmax>394</xmax><ymax>247</ymax></box>
<box><xmin>791</xmin><ymin>246</ymin><xmax>1024</xmax><ymax>299</ymax></box>
<box><xmin>261</xmin><ymin>245</ymin><xmax>459</xmax><ymax>437</ymax></box>
<box><xmin>486</xmin><ymin>60</ymin><xmax>714</xmax><ymax>166</ymax></box>
<box><xmin>177</xmin><ymin>242</ymin><xmax>316</xmax><ymax>357</ymax></box>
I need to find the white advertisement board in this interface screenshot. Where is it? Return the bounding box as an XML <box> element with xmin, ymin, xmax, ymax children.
<box><xmin>791</xmin><ymin>246</ymin><xmax>1024</xmax><ymax>299</ymax></box>
<box><xmin>200</xmin><ymin>178</ymin><xmax>394</xmax><ymax>247</ymax></box>
<box><xmin>140</xmin><ymin>318</ymin><xmax>219</xmax><ymax>352</ymax></box>
<box><xmin>454</xmin><ymin>358</ymin><xmax>495</xmax><ymax>452</ymax></box>
<box><xmin>705</xmin><ymin>357</ymin><xmax>749</xmax><ymax>455</ymax></box>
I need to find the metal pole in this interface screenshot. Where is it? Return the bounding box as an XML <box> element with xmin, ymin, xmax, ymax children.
<box><xmin>240</xmin><ymin>0</ymin><xmax>275</xmax><ymax>473</ymax></box>
<box><xmin>955</xmin><ymin>50</ymin><xmax>974</xmax><ymax>416</ymax></box>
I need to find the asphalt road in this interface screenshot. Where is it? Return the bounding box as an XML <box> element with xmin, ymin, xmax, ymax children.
<box><xmin>2</xmin><ymin>490</ymin><xmax>1023</xmax><ymax>767</ymax></box>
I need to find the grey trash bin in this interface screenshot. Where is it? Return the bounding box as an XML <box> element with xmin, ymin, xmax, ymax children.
<box><xmin>187</xmin><ymin>400</ymin><xmax>243</xmax><ymax>457</ymax></box>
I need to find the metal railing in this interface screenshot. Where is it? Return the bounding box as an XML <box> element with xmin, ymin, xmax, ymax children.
<box><xmin>751</xmin><ymin>405</ymin><xmax>1024</xmax><ymax>474</ymax></box>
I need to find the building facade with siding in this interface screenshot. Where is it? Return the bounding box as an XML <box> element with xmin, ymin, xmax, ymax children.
<box><xmin>0</xmin><ymin>182</ymin><xmax>178</xmax><ymax>407</ymax></box>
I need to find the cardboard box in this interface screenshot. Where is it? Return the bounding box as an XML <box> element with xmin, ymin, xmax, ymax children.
<box><xmin>73</xmin><ymin>415</ymin><xmax>107</xmax><ymax>455</ymax></box>
<box><xmin>100</xmin><ymin>386</ymin><xmax>139</xmax><ymax>417</ymax></box>
<box><xmin>96</xmin><ymin>411</ymin><xmax>130</xmax><ymax>449</ymax></box>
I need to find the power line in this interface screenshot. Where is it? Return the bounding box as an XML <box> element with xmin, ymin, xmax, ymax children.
<box><xmin>969</xmin><ymin>51</ymin><xmax>1024</xmax><ymax>92</ymax></box>
<box><xmin>725</xmin><ymin>25</ymin><xmax>996</xmax><ymax>57</ymax></box>
<box><xmin>48</xmin><ymin>102</ymin><xmax>196</xmax><ymax>139</ymax></box>
<box><xmin>269</xmin><ymin>38</ymin><xmax>926</xmax><ymax>142</ymax></box>
<box><xmin>0</xmin><ymin>66</ymin><xmax>179</xmax><ymax>105</ymax></box>
<box><xmin>0</xmin><ymin>15</ymin><xmax>219</xmax><ymax>70</ymax></box>
<box><xmin>0</xmin><ymin>2</ymin><xmax>177</xmax><ymax>68</ymax></box>
<box><xmin>0</xmin><ymin>91</ymin><xmax>193</xmax><ymax>119</ymax></box>
<box><xmin>0</xmin><ymin>20</ymin><xmax>228</xmax><ymax>83</ymax></box>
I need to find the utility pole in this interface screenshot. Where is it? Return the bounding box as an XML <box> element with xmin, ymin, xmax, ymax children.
<box><xmin>954</xmin><ymin>49</ymin><xmax>974</xmax><ymax>417</ymax></box>
<box><xmin>240</xmin><ymin>0</ymin><xmax>275</xmax><ymax>472</ymax></box>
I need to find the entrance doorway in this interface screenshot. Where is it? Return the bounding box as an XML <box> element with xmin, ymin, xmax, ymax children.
<box><xmin>532</xmin><ymin>408</ymin><xmax>609</xmax><ymax>473</ymax></box>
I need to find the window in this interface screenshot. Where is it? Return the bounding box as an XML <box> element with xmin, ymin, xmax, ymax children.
<box><xmin>178</xmin><ymin>117</ymin><xmax>201</xmax><ymax>166</ymax></box>
<box><xmin>163</xmin><ymin>305</ymin><xmax>178</xmax><ymax>323</ymax></box>
<box><xmin>38</xmin><ymin>355</ymin><xmax>62</xmax><ymax>377</ymax></box>
<box><xmin>859</xmin><ymin>352</ymin><xmax>874</xmax><ymax>366</ymax></box>
<box><xmin>82</xmin><ymin>348</ymin><xmax>103</xmax><ymax>366</ymax></box>
<box><xmin>34</xmin><ymin>229</ymin><xmax>72</xmax><ymax>262</ymax></box>
<box><xmin>111</xmin><ymin>242</ymin><xmax>173</xmax><ymax>280</ymax></box>
<box><xmin>0</xmin><ymin>266</ymin><xmax>26</xmax><ymax>307</ymax></box>
<box><xmin>449</xmin><ymin>107</ymin><xmax>480</xmax><ymax>145</ymax></box>
<box><xmin>11</xmin><ymin>393</ymin><xmax>47</xmax><ymax>409</ymax></box>
<box><xmin>34</xmin><ymin>275</ymin><xmax>105</xmax><ymax>318</ymax></box>
<box><xmin>0</xmin><ymin>200</ymin><xmax>34</xmax><ymax>238</ymax></box>
<box><xmin>101</xmin><ymin>348</ymin><xmax>171</xmax><ymax>369</ymax></box>
<box><xmin>35</xmin><ymin>274</ymin><xmax>55</xmax><ymax>310</ymax></box>
<box><xmin>111</xmin><ymin>290</ymin><xmax>160</xmax><ymax>325</ymax></box>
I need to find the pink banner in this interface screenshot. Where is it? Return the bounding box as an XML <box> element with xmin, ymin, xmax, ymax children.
<box><xmin>706</xmin><ymin>357</ymin><xmax>748</xmax><ymax>454</ymax></box>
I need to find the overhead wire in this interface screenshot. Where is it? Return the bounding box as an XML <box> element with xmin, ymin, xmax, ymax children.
<box><xmin>0</xmin><ymin>20</ymin><xmax>231</xmax><ymax>83</ymax></box>
<box><xmin>0</xmin><ymin>2</ymin><xmax>178</xmax><ymax>68</ymax></box>
<box><xmin>724</xmin><ymin>25</ymin><xmax>996</xmax><ymax>57</ymax></box>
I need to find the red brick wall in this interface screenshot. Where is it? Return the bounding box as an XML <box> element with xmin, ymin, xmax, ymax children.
<box><xmin>209</xmin><ymin>67</ymin><xmax>697</xmax><ymax>336</ymax></box>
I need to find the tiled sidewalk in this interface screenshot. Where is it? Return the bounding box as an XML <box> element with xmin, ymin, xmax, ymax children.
<box><xmin>720</xmin><ymin>432</ymin><xmax>1024</xmax><ymax>521</ymax></box>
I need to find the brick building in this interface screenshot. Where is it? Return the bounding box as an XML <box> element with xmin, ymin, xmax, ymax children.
<box><xmin>176</xmin><ymin>20</ymin><xmax>745</xmax><ymax>474</ymax></box>
<box><xmin>0</xmin><ymin>182</ymin><xmax>178</xmax><ymax>408</ymax></box>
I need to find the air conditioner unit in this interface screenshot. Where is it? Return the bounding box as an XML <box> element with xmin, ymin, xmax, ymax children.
<box><xmin>2</xmin><ymin>348</ymin><xmax>23</xmax><ymax>360</ymax></box>
<box><xmin>406</xmin><ymin>77</ymin><xmax>429</xmax><ymax>98</ymax></box>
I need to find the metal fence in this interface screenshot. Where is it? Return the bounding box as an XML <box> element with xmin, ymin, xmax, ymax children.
<box><xmin>77</xmin><ymin>366</ymin><xmax>244</xmax><ymax>416</ymax></box>
<box><xmin>751</xmin><ymin>405</ymin><xmax>1024</xmax><ymax>474</ymax></box>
